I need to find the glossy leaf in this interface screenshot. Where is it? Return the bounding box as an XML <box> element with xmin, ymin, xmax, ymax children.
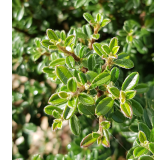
<box><xmin>42</xmin><ymin>67</ymin><xmax>55</xmax><ymax>74</ymax></box>
<box><xmin>111</xmin><ymin>110</ymin><xmax>126</xmax><ymax>123</ymax></box>
<box><xmin>135</xmin><ymin>83</ymin><xmax>149</xmax><ymax>93</ymax></box>
<box><xmin>101</xmin><ymin>121</ymin><xmax>110</xmax><ymax>130</ymax></box>
<box><xmin>47</xmin><ymin>29</ymin><xmax>59</xmax><ymax>40</ymax></box>
<box><xmin>48</xmin><ymin>93</ymin><xmax>67</xmax><ymax>105</ymax></box>
<box><xmin>60</xmin><ymin>30</ymin><xmax>66</xmax><ymax>41</ymax></box>
<box><xmin>130</xmin><ymin>99</ymin><xmax>143</xmax><ymax>117</ymax></box>
<box><xmin>91</xmin><ymin>72</ymin><xmax>111</xmax><ymax>88</ymax></box>
<box><xmin>56</xmin><ymin>66</ymin><xmax>72</xmax><ymax>84</ymax></box>
<box><xmin>125</xmin><ymin>90</ymin><xmax>136</xmax><ymax>99</ymax></box>
<box><xmin>78</xmin><ymin>72</ymin><xmax>87</xmax><ymax>85</ymax></box>
<box><xmin>102</xmin><ymin>45</ymin><xmax>110</xmax><ymax>55</ymax></box>
<box><xmin>150</xmin><ymin>128</ymin><xmax>154</xmax><ymax>142</ymax></box>
<box><xmin>109</xmin><ymin>37</ymin><xmax>118</xmax><ymax>51</ymax></box>
<box><xmin>63</xmin><ymin>105</ymin><xmax>76</xmax><ymax>120</ymax></box>
<box><xmin>110</xmin><ymin>67</ymin><xmax>120</xmax><ymax>83</ymax></box>
<box><xmin>88</xmin><ymin>54</ymin><xmax>96</xmax><ymax>71</ymax></box>
<box><xmin>93</xmin><ymin>43</ymin><xmax>106</xmax><ymax>56</ymax></box>
<box><xmin>69</xmin><ymin>115</ymin><xmax>80</xmax><ymax>135</ymax></box>
<box><xmin>52</xmin><ymin>110</ymin><xmax>61</xmax><ymax>119</ymax></box>
<box><xmin>149</xmin><ymin>142</ymin><xmax>154</xmax><ymax>154</ymax></box>
<box><xmin>49</xmin><ymin>58</ymin><xmax>65</xmax><ymax>67</ymax></box>
<box><xmin>86</xmin><ymin>71</ymin><xmax>98</xmax><ymax>83</ymax></box>
<box><xmin>109</xmin><ymin>87</ymin><xmax>120</xmax><ymax>98</ymax></box>
<box><xmin>138</xmin><ymin>122</ymin><xmax>151</xmax><ymax>140</ymax></box>
<box><xmin>80</xmin><ymin>133</ymin><xmax>97</xmax><ymax>148</ymax></box>
<box><xmin>64</xmin><ymin>35</ymin><xmax>75</xmax><ymax>46</ymax></box>
<box><xmin>44</xmin><ymin>105</ymin><xmax>63</xmax><ymax>115</ymax></box>
<box><xmin>139</xmin><ymin>155</ymin><xmax>154</xmax><ymax>160</ymax></box>
<box><xmin>92</xmin><ymin>132</ymin><xmax>101</xmax><ymax>138</ymax></box>
<box><xmin>112</xmin><ymin>46</ymin><xmax>120</xmax><ymax>55</ymax></box>
<box><xmin>66</xmin><ymin>56</ymin><xmax>75</xmax><ymax>68</ymax></box>
<box><xmin>41</xmin><ymin>40</ymin><xmax>53</xmax><ymax>48</ymax></box>
<box><xmin>58</xmin><ymin>91</ymin><xmax>68</xmax><ymax>99</ymax></box>
<box><xmin>100</xmin><ymin>19</ymin><xmax>111</xmax><ymax>28</ymax></box>
<box><xmin>122</xmin><ymin>72</ymin><xmax>139</xmax><ymax>91</ymax></box>
<box><xmin>92</xmin><ymin>34</ymin><xmax>100</xmax><ymax>40</ymax></box>
<box><xmin>67</xmin><ymin>77</ymin><xmax>77</xmax><ymax>92</ymax></box>
<box><xmin>133</xmin><ymin>146</ymin><xmax>148</xmax><ymax>158</ymax></box>
<box><xmin>138</xmin><ymin>131</ymin><xmax>147</xmax><ymax>143</ymax></box>
<box><xmin>78</xmin><ymin>93</ymin><xmax>95</xmax><ymax>106</ymax></box>
<box><xmin>78</xmin><ymin>103</ymin><xmax>95</xmax><ymax>115</ymax></box>
<box><xmin>83</xmin><ymin>12</ymin><xmax>95</xmax><ymax>24</ymax></box>
<box><xmin>120</xmin><ymin>101</ymin><xmax>133</xmax><ymax>119</ymax></box>
<box><xmin>95</xmin><ymin>97</ymin><xmax>114</xmax><ymax>116</ymax></box>
<box><xmin>114</xmin><ymin>59</ymin><xmax>134</xmax><ymax>69</ymax></box>
<box><xmin>101</xmin><ymin>136</ymin><xmax>110</xmax><ymax>148</ymax></box>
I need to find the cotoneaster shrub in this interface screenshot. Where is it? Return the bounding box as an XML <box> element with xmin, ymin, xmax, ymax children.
<box><xmin>31</xmin><ymin>12</ymin><xmax>154</xmax><ymax>160</ymax></box>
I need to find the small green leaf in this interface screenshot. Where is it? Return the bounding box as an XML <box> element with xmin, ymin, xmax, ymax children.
<box><xmin>117</xmin><ymin>52</ymin><xmax>129</xmax><ymax>59</ymax></box>
<box><xmin>83</xmin><ymin>12</ymin><xmax>95</xmax><ymax>24</ymax></box>
<box><xmin>120</xmin><ymin>101</ymin><xmax>133</xmax><ymax>119</ymax></box>
<box><xmin>101</xmin><ymin>135</ymin><xmax>110</xmax><ymax>148</ymax></box>
<box><xmin>63</xmin><ymin>105</ymin><xmax>76</xmax><ymax>120</ymax></box>
<box><xmin>41</xmin><ymin>40</ymin><xmax>53</xmax><ymax>48</ymax></box>
<box><xmin>138</xmin><ymin>131</ymin><xmax>147</xmax><ymax>144</ymax></box>
<box><xmin>150</xmin><ymin>128</ymin><xmax>154</xmax><ymax>142</ymax></box>
<box><xmin>48</xmin><ymin>93</ymin><xmax>67</xmax><ymax>105</ymax></box>
<box><xmin>58</xmin><ymin>91</ymin><xmax>68</xmax><ymax>99</ymax></box>
<box><xmin>52</xmin><ymin>110</ymin><xmax>61</xmax><ymax>119</ymax></box>
<box><xmin>78</xmin><ymin>72</ymin><xmax>87</xmax><ymax>85</ymax></box>
<box><xmin>130</xmin><ymin>99</ymin><xmax>143</xmax><ymax>117</ymax></box>
<box><xmin>56</xmin><ymin>66</ymin><xmax>72</xmax><ymax>84</ymax></box>
<box><xmin>143</xmin><ymin>108</ymin><xmax>153</xmax><ymax>129</ymax></box>
<box><xmin>93</xmin><ymin>43</ymin><xmax>107</xmax><ymax>56</ymax></box>
<box><xmin>139</xmin><ymin>155</ymin><xmax>154</xmax><ymax>160</ymax></box>
<box><xmin>48</xmin><ymin>45</ymin><xmax>58</xmax><ymax>50</ymax></box>
<box><xmin>96</xmin><ymin>13</ymin><xmax>103</xmax><ymax>23</ymax></box>
<box><xmin>49</xmin><ymin>58</ymin><xmax>66</xmax><ymax>67</ymax></box>
<box><xmin>47</xmin><ymin>29</ymin><xmax>59</xmax><ymax>40</ymax></box>
<box><xmin>122</xmin><ymin>72</ymin><xmax>139</xmax><ymax>91</ymax></box>
<box><xmin>78</xmin><ymin>93</ymin><xmax>95</xmax><ymax>106</ymax></box>
<box><xmin>64</xmin><ymin>35</ymin><xmax>75</xmax><ymax>46</ymax></box>
<box><xmin>80</xmin><ymin>133</ymin><xmax>97</xmax><ymax>148</ymax></box>
<box><xmin>91</xmin><ymin>72</ymin><xmax>111</xmax><ymax>88</ymax></box>
<box><xmin>125</xmin><ymin>90</ymin><xmax>136</xmax><ymax>99</ymax></box>
<box><xmin>110</xmin><ymin>67</ymin><xmax>120</xmax><ymax>83</ymax></box>
<box><xmin>60</xmin><ymin>30</ymin><xmax>66</xmax><ymax>41</ymax></box>
<box><xmin>138</xmin><ymin>122</ymin><xmax>151</xmax><ymax>140</ymax></box>
<box><xmin>42</xmin><ymin>67</ymin><xmax>55</xmax><ymax>74</ymax></box>
<box><xmin>109</xmin><ymin>37</ymin><xmax>118</xmax><ymax>51</ymax></box>
<box><xmin>102</xmin><ymin>45</ymin><xmax>110</xmax><ymax>55</ymax></box>
<box><xmin>101</xmin><ymin>121</ymin><xmax>110</xmax><ymax>130</ymax></box>
<box><xmin>86</xmin><ymin>71</ymin><xmax>98</xmax><ymax>83</ymax></box>
<box><xmin>135</xmin><ymin>83</ymin><xmax>149</xmax><ymax>93</ymax></box>
<box><xmin>126</xmin><ymin>35</ymin><xmax>133</xmax><ymax>43</ymax></box>
<box><xmin>100</xmin><ymin>18</ymin><xmax>111</xmax><ymax>28</ymax></box>
<box><xmin>52</xmin><ymin>119</ymin><xmax>62</xmax><ymax>131</ymax></box>
<box><xmin>96</xmin><ymin>97</ymin><xmax>114</xmax><ymax>116</ymax></box>
<box><xmin>108</xmin><ymin>87</ymin><xmax>120</xmax><ymax>98</ymax></box>
<box><xmin>129</xmin><ymin>124</ymin><xmax>138</xmax><ymax>132</ymax></box>
<box><xmin>92</xmin><ymin>132</ymin><xmax>101</xmax><ymax>138</ymax></box>
<box><xmin>114</xmin><ymin>59</ymin><xmax>134</xmax><ymax>69</ymax></box>
<box><xmin>67</xmin><ymin>77</ymin><xmax>77</xmax><ymax>92</ymax></box>
<box><xmin>149</xmin><ymin>142</ymin><xmax>154</xmax><ymax>154</ymax></box>
<box><xmin>17</xmin><ymin>7</ymin><xmax>24</xmax><ymax>21</ymax></box>
<box><xmin>118</xmin><ymin>30</ymin><xmax>128</xmax><ymax>36</ymax></box>
<box><xmin>82</xmin><ymin>24</ymin><xmax>92</xmax><ymax>39</ymax></box>
<box><xmin>92</xmin><ymin>34</ymin><xmax>100</xmax><ymax>40</ymax></box>
<box><xmin>66</xmin><ymin>56</ymin><xmax>75</xmax><ymax>68</ymax></box>
<box><xmin>133</xmin><ymin>146</ymin><xmax>148</xmax><ymax>158</ymax></box>
<box><xmin>68</xmin><ymin>97</ymin><xmax>78</xmax><ymax>108</ymax></box>
<box><xmin>69</xmin><ymin>115</ymin><xmax>80</xmax><ymax>135</ymax></box>
<box><xmin>111</xmin><ymin>110</ymin><xmax>126</xmax><ymax>123</ymax></box>
<box><xmin>120</xmin><ymin>90</ymin><xmax>126</xmax><ymax>104</ymax></box>
<box><xmin>44</xmin><ymin>105</ymin><xmax>63</xmax><ymax>115</ymax></box>
<box><xmin>88</xmin><ymin>54</ymin><xmax>96</xmax><ymax>71</ymax></box>
<box><xmin>78</xmin><ymin>103</ymin><xmax>95</xmax><ymax>115</ymax></box>
<box><xmin>112</xmin><ymin>46</ymin><xmax>120</xmax><ymax>55</ymax></box>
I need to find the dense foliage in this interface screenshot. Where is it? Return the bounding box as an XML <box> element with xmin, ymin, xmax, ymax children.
<box><xmin>12</xmin><ymin>0</ymin><xmax>154</xmax><ymax>160</ymax></box>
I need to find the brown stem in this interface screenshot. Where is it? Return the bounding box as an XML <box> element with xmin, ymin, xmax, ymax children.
<box><xmin>88</xmin><ymin>39</ymin><xmax>95</xmax><ymax>50</ymax></box>
<box><xmin>99</xmin><ymin>116</ymin><xmax>103</xmax><ymax>135</ymax></box>
<box><xmin>57</xmin><ymin>44</ymin><xmax>80</xmax><ymax>61</ymax></box>
<box><xmin>42</xmin><ymin>52</ymin><xmax>51</xmax><ymax>56</ymax></box>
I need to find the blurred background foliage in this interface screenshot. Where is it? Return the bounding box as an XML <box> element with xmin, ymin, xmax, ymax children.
<box><xmin>12</xmin><ymin>0</ymin><xmax>154</xmax><ymax>159</ymax></box>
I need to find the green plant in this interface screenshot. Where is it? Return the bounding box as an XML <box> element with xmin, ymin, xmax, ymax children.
<box><xmin>31</xmin><ymin>12</ymin><xmax>154</xmax><ymax>159</ymax></box>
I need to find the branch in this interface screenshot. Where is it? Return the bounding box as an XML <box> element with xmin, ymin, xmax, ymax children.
<box><xmin>57</xmin><ymin>44</ymin><xmax>80</xmax><ymax>61</ymax></box>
